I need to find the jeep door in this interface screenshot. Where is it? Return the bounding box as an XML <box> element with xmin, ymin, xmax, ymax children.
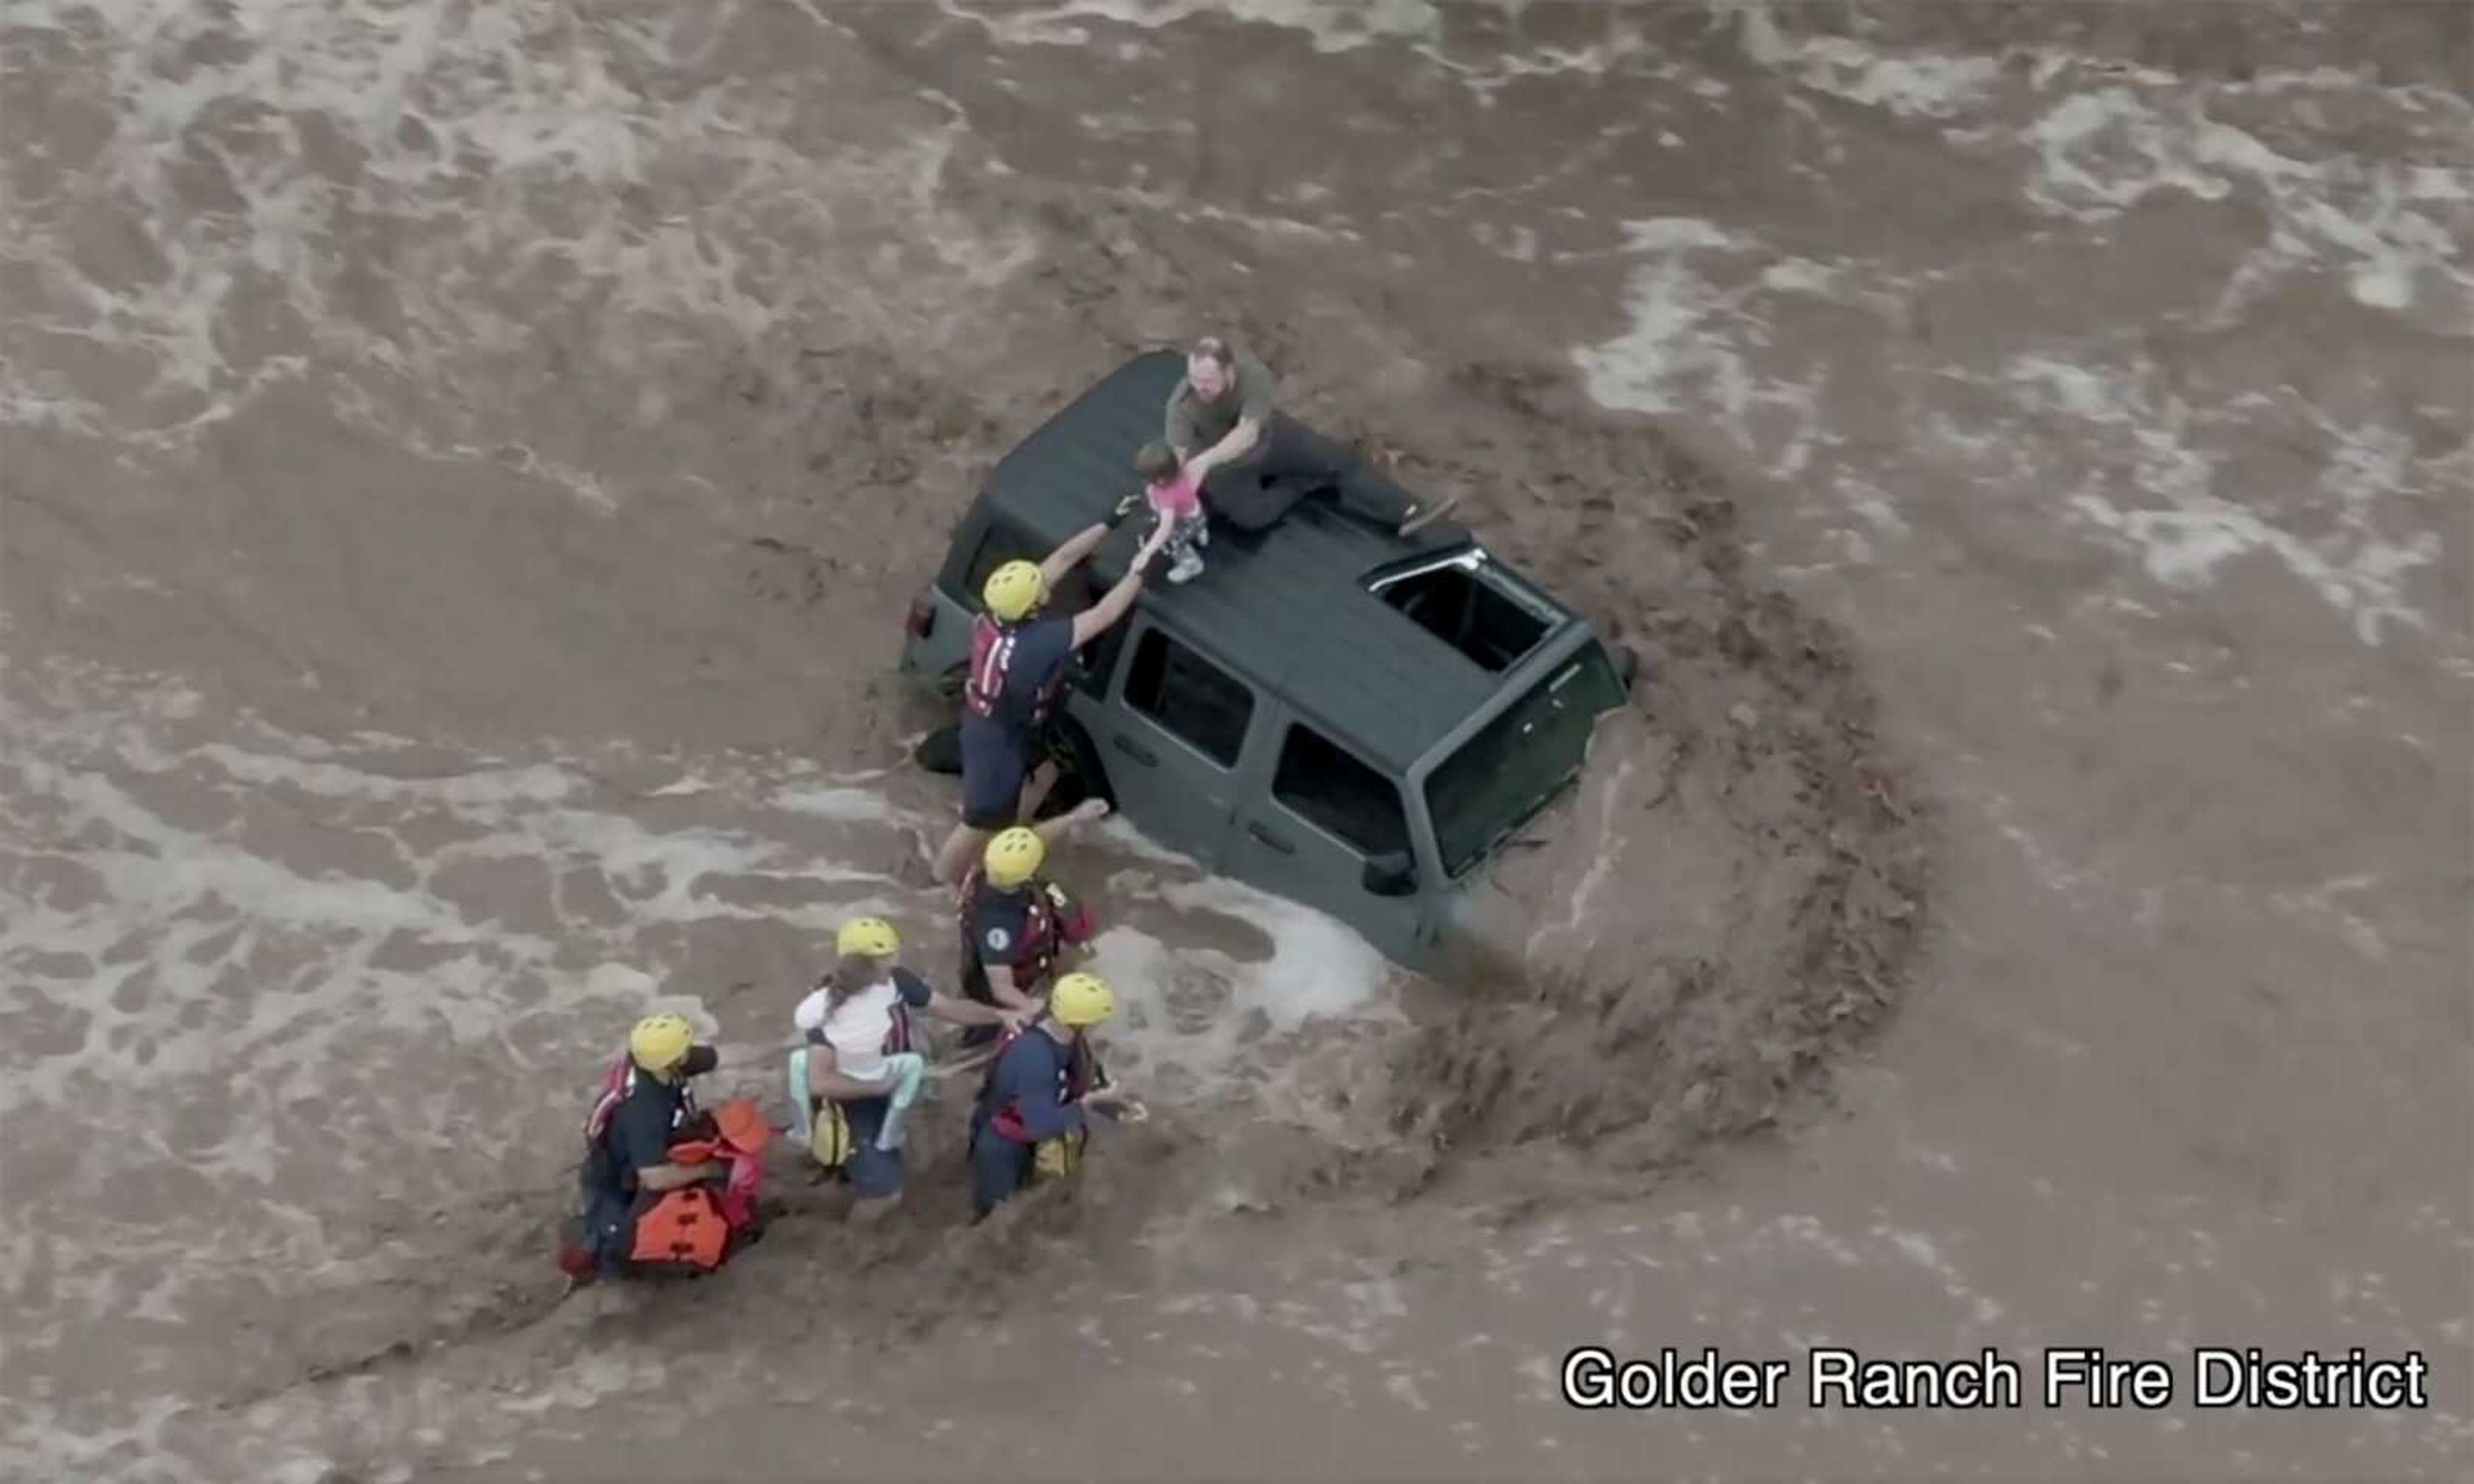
<box><xmin>1090</xmin><ymin>618</ymin><xmax>1254</xmax><ymax>871</ymax></box>
<box><xmin>1221</xmin><ymin>706</ymin><xmax>1430</xmax><ymax>966</ymax></box>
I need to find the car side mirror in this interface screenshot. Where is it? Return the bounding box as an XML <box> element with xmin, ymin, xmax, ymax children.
<box><xmin>1361</xmin><ymin>850</ymin><xmax>1418</xmax><ymax>897</ymax></box>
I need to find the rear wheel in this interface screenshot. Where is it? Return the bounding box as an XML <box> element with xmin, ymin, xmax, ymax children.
<box><xmin>913</xmin><ymin>723</ymin><xmax>964</xmax><ymax>775</ymax></box>
<box><xmin>913</xmin><ymin>691</ymin><xmax>1110</xmax><ymax>818</ymax></box>
<box><xmin>1033</xmin><ymin>719</ymin><xmax>1112</xmax><ymax>820</ymax></box>
<box><xmin>912</xmin><ymin>661</ymin><xmax>970</xmax><ymax>775</ymax></box>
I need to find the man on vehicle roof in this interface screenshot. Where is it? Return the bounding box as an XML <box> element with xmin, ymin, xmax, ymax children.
<box><xmin>1165</xmin><ymin>336</ymin><xmax>1457</xmax><ymax>539</ymax></box>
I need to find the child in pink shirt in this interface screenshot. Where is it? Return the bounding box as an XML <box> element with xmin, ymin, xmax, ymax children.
<box><xmin>1133</xmin><ymin>441</ymin><xmax>1209</xmax><ymax>584</ymax></box>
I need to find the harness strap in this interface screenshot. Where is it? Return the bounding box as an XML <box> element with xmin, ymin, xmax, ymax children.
<box><xmin>582</xmin><ymin>1056</ymin><xmax>631</xmax><ymax>1141</ymax></box>
<box><xmin>966</xmin><ymin>614</ymin><xmax>1064</xmax><ymax>725</ymax></box>
<box><xmin>965</xmin><ymin>616</ymin><xmax>1010</xmax><ymax>717</ymax></box>
<box><xmin>961</xmin><ymin>875</ymin><xmax>1064</xmax><ymax>989</ymax></box>
<box><xmin>981</xmin><ymin>1025</ymin><xmax>1095</xmax><ymax>1142</ymax></box>
<box><xmin>582</xmin><ymin>1056</ymin><xmax>700</xmax><ymax>1171</ymax></box>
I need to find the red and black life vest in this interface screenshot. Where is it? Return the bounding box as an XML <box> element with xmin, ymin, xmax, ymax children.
<box><xmin>979</xmin><ymin>1022</ymin><xmax>1097</xmax><ymax>1144</ymax></box>
<box><xmin>964</xmin><ymin>614</ymin><xmax>1066</xmax><ymax>727</ymax></box>
<box><xmin>957</xmin><ymin>870</ymin><xmax>1072</xmax><ymax>993</ymax></box>
<box><xmin>584</xmin><ymin>1055</ymin><xmax>697</xmax><ymax>1151</ymax></box>
<box><xmin>568</xmin><ymin>1056</ymin><xmax>767</xmax><ymax>1278</ymax></box>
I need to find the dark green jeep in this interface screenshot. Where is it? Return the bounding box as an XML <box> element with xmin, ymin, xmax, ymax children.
<box><xmin>899</xmin><ymin>350</ymin><xmax>1629</xmax><ymax>973</ymax></box>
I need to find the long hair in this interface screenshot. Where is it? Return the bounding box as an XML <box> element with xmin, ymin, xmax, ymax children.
<box><xmin>821</xmin><ymin>952</ymin><xmax>883</xmax><ymax>1018</ymax></box>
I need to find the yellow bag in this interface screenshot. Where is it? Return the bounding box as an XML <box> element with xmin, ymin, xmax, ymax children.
<box><xmin>1033</xmin><ymin>1128</ymin><xmax>1087</xmax><ymax>1183</ymax></box>
<box><xmin>809</xmin><ymin>1101</ymin><xmax>852</xmax><ymax>1171</ymax></box>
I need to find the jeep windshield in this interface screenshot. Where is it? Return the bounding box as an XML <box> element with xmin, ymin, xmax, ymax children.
<box><xmin>1425</xmin><ymin>644</ymin><xmax>1627</xmax><ymax>877</ymax></box>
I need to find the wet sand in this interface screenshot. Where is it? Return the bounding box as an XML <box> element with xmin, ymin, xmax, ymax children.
<box><xmin>3</xmin><ymin>3</ymin><xmax>2469</xmax><ymax>1480</ymax></box>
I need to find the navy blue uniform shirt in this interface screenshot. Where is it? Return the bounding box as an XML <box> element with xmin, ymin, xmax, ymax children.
<box><xmin>984</xmin><ymin>1029</ymin><xmax>1089</xmax><ymax>1142</ymax></box>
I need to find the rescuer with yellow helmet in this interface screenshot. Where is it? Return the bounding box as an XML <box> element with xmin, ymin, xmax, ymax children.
<box><xmin>966</xmin><ymin>971</ymin><xmax>1143</xmax><ymax>1219</ymax></box>
<box><xmin>953</xmin><ymin>809</ymin><xmax>1110</xmax><ymax>1047</ymax></box>
<box><xmin>562</xmin><ymin>1011</ymin><xmax>728</xmax><ymax>1279</ymax></box>
<box><xmin>931</xmin><ymin>511</ymin><xmax>1173</xmax><ymax>886</ymax></box>
<box><xmin>786</xmin><ymin>917</ymin><xmax>1019</xmax><ymax>1221</ymax></box>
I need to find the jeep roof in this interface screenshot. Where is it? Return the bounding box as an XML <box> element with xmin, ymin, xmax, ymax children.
<box><xmin>959</xmin><ymin>348</ymin><xmax>1594</xmax><ymax>775</ymax></box>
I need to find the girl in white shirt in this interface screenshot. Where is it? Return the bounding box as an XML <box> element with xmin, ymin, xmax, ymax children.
<box><xmin>786</xmin><ymin>918</ymin><xmax>1015</xmax><ymax>1161</ymax></box>
<box><xmin>791</xmin><ymin>969</ymin><xmax>928</xmax><ymax>1150</ymax></box>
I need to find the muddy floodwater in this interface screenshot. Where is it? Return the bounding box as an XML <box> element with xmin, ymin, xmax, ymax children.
<box><xmin>2</xmin><ymin>3</ymin><xmax>2468</xmax><ymax>1480</ymax></box>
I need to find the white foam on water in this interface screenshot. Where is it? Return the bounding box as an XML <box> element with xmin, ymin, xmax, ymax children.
<box><xmin>0</xmin><ymin>0</ymin><xmax>1037</xmax><ymax>466</ymax></box>
<box><xmin>2014</xmin><ymin>84</ymin><xmax>2474</xmax><ymax>323</ymax></box>
<box><xmin>1065</xmin><ymin>856</ymin><xmax>1401</xmax><ymax>1120</ymax></box>
<box><xmin>1571</xmin><ymin>19</ymin><xmax>2462</xmax><ymax>654</ymax></box>
<box><xmin>1528</xmin><ymin>747</ymin><xmax>1635</xmax><ymax>960</ymax></box>
<box><xmin>1568</xmin><ymin>218</ymin><xmax>1771</xmax><ymax>418</ymax></box>
<box><xmin>771</xmin><ymin>785</ymin><xmax>916</xmax><ymax>826</ymax></box>
<box><xmin>1151</xmin><ymin>873</ymin><xmax>1396</xmax><ymax>1026</ymax></box>
<box><xmin>0</xmin><ymin>1394</ymin><xmax>201</xmax><ymax>1484</ymax></box>
<box><xmin>646</xmin><ymin>774</ymin><xmax>723</xmax><ymax>798</ymax></box>
<box><xmin>0</xmin><ymin>662</ymin><xmax>950</xmax><ymax>1451</ymax></box>
<box><xmin>1107</xmin><ymin>186</ymin><xmax>1372</xmax><ymax>246</ymax></box>
<box><xmin>1</xmin><ymin>659</ymin><xmax>1418</xmax><ymax>1467</ymax></box>
<box><xmin>1721</xmin><ymin>0</ymin><xmax>2474</xmax><ymax>314</ymax></box>
<box><xmin>1080</xmin><ymin>920</ymin><xmax>1397</xmax><ymax>1116</ymax></box>
<box><xmin>945</xmin><ymin>0</ymin><xmax>1668</xmax><ymax>102</ymax></box>
<box><xmin>1089</xmin><ymin>813</ymin><xmax>1207</xmax><ymax>873</ymax></box>
<box><xmin>1874</xmin><ymin>1223</ymin><xmax>2006</xmax><ymax>1326</ymax></box>
<box><xmin>2004</xmin><ymin>354</ymin><xmax>2444</xmax><ymax>646</ymax></box>
<box><xmin>1564</xmin><ymin>6</ymin><xmax>2471</xmax><ymax>665</ymax></box>
<box><xmin>1975</xmin><ymin>789</ymin><xmax>2099</xmax><ymax>899</ymax></box>
<box><xmin>186</xmin><ymin>742</ymin><xmax>580</xmax><ymax>806</ymax></box>
<box><xmin>1568</xmin><ymin>218</ymin><xmax>1855</xmax><ymax>491</ymax></box>
<box><xmin>937</xmin><ymin>0</ymin><xmax>1445</xmax><ymax>55</ymax></box>
<box><xmin>2269</xmin><ymin>875</ymin><xmax>2393</xmax><ymax>964</ymax></box>
<box><xmin>1727</xmin><ymin>2</ymin><xmax>2004</xmax><ymax>120</ymax></box>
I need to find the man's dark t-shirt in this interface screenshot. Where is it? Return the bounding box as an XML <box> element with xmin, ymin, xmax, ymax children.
<box><xmin>979</xmin><ymin>1029</ymin><xmax>1090</xmax><ymax>1143</ymax></box>
<box><xmin>1165</xmin><ymin>352</ymin><xmax>1276</xmax><ymax>457</ymax></box>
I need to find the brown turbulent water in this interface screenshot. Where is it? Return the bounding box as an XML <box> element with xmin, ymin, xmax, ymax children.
<box><xmin>1</xmin><ymin>3</ymin><xmax>2468</xmax><ymax>1480</ymax></box>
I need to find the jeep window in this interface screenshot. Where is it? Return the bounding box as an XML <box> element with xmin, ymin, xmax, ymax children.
<box><xmin>1374</xmin><ymin>558</ymin><xmax>1555</xmax><ymax>673</ymax></box>
<box><xmin>959</xmin><ymin>518</ymin><xmax>1119</xmax><ymax>695</ymax></box>
<box><xmin>1272</xmin><ymin>724</ymin><xmax>1410</xmax><ymax>859</ymax></box>
<box><xmin>961</xmin><ymin>522</ymin><xmax>1097</xmax><ymax>613</ymax></box>
<box><xmin>1426</xmin><ymin>645</ymin><xmax>1627</xmax><ymax>876</ymax></box>
<box><xmin>1124</xmin><ymin>627</ymin><xmax>1254</xmax><ymax>768</ymax></box>
<box><xmin>957</xmin><ymin>520</ymin><xmax>1021</xmax><ymax>602</ymax></box>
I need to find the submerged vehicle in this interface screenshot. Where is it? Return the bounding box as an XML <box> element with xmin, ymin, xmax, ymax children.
<box><xmin>899</xmin><ymin>350</ymin><xmax>1631</xmax><ymax>973</ymax></box>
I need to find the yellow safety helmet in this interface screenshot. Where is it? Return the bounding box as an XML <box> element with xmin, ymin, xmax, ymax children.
<box><xmin>1050</xmin><ymin>972</ymin><xmax>1115</xmax><ymax>1029</ymax></box>
<box><xmin>836</xmin><ymin>917</ymin><xmax>901</xmax><ymax>959</ymax></box>
<box><xmin>983</xmin><ymin>826</ymin><xmax>1046</xmax><ymax>889</ymax></box>
<box><xmin>982</xmin><ymin>560</ymin><xmax>1048</xmax><ymax>623</ymax></box>
<box><xmin>629</xmin><ymin>1013</ymin><xmax>695</xmax><ymax>1076</ymax></box>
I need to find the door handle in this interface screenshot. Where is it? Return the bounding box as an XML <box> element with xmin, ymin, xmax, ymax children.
<box><xmin>1111</xmin><ymin>734</ymin><xmax>1158</xmax><ymax>767</ymax></box>
<box><xmin>1247</xmin><ymin>822</ymin><xmax>1296</xmax><ymax>855</ymax></box>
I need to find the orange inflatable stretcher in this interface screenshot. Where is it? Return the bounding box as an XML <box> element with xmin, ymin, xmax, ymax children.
<box><xmin>626</xmin><ymin>1097</ymin><xmax>771</xmax><ymax>1270</ymax></box>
